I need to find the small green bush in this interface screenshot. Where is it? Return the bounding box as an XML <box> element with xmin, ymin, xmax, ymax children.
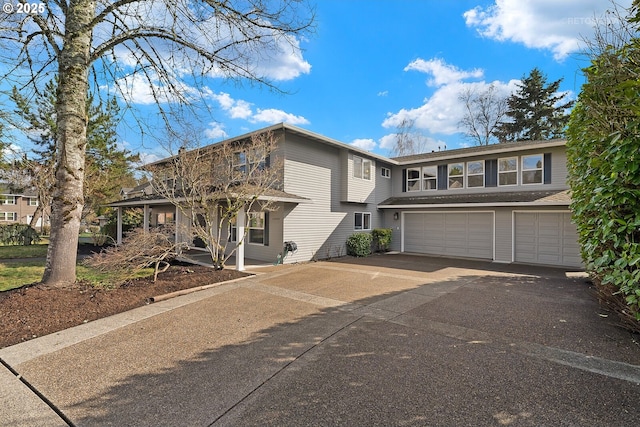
<box><xmin>346</xmin><ymin>233</ymin><xmax>372</xmax><ymax>257</ymax></box>
<box><xmin>371</xmin><ymin>228</ymin><xmax>392</xmax><ymax>252</ymax></box>
<box><xmin>0</xmin><ymin>224</ymin><xmax>40</xmax><ymax>246</ymax></box>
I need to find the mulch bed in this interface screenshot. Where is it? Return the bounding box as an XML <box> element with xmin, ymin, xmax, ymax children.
<box><xmin>0</xmin><ymin>264</ymin><xmax>249</xmax><ymax>349</ymax></box>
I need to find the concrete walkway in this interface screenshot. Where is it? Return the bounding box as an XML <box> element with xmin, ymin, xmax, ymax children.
<box><xmin>1</xmin><ymin>254</ymin><xmax>638</xmax><ymax>426</ymax></box>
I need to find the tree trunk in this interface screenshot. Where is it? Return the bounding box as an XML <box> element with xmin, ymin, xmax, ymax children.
<box><xmin>42</xmin><ymin>0</ymin><xmax>94</xmax><ymax>287</ymax></box>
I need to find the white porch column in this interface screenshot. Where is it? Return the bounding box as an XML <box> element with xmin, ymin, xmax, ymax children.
<box><xmin>143</xmin><ymin>204</ymin><xmax>150</xmax><ymax>232</ymax></box>
<box><xmin>236</xmin><ymin>207</ymin><xmax>245</xmax><ymax>271</ymax></box>
<box><xmin>116</xmin><ymin>207</ymin><xmax>123</xmax><ymax>245</ymax></box>
<box><xmin>175</xmin><ymin>206</ymin><xmax>181</xmax><ymax>245</ymax></box>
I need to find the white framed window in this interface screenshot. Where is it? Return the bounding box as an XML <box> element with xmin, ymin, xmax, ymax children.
<box><xmin>353</xmin><ymin>156</ymin><xmax>372</xmax><ymax>180</ymax></box>
<box><xmin>0</xmin><ymin>212</ymin><xmax>16</xmax><ymax>221</ymax></box>
<box><xmin>466</xmin><ymin>160</ymin><xmax>484</xmax><ymax>188</ymax></box>
<box><xmin>228</xmin><ymin>216</ymin><xmax>237</xmax><ymax>242</ymax></box>
<box><xmin>448</xmin><ymin>163</ymin><xmax>464</xmax><ymax>189</ymax></box>
<box><xmin>1</xmin><ymin>196</ymin><xmax>16</xmax><ymax>205</ymax></box>
<box><xmin>248</xmin><ymin>212</ymin><xmax>265</xmax><ymax>244</ymax></box>
<box><xmin>156</xmin><ymin>212</ymin><xmax>175</xmax><ymax>225</ymax></box>
<box><xmin>522</xmin><ymin>154</ymin><xmax>543</xmax><ymax>185</ymax></box>
<box><xmin>233</xmin><ymin>151</ymin><xmax>247</xmax><ymax>174</ymax></box>
<box><xmin>498</xmin><ymin>157</ymin><xmax>518</xmax><ymax>186</ymax></box>
<box><xmin>28</xmin><ymin>198</ymin><xmax>39</xmax><ymax>206</ymax></box>
<box><xmin>381</xmin><ymin>167</ymin><xmax>391</xmax><ymax>178</ymax></box>
<box><xmin>422</xmin><ymin>166</ymin><xmax>437</xmax><ymax>190</ymax></box>
<box><xmin>354</xmin><ymin>212</ymin><xmax>371</xmax><ymax>230</ymax></box>
<box><xmin>406</xmin><ymin>168</ymin><xmax>421</xmax><ymax>191</ymax></box>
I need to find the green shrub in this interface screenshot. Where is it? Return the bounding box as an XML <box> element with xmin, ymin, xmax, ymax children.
<box><xmin>0</xmin><ymin>224</ymin><xmax>40</xmax><ymax>246</ymax></box>
<box><xmin>566</xmin><ymin>32</ymin><xmax>640</xmax><ymax>330</ymax></box>
<box><xmin>371</xmin><ymin>228</ymin><xmax>392</xmax><ymax>252</ymax></box>
<box><xmin>346</xmin><ymin>233</ymin><xmax>372</xmax><ymax>257</ymax></box>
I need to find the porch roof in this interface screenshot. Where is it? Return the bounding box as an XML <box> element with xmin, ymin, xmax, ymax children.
<box><xmin>107</xmin><ymin>188</ymin><xmax>310</xmax><ymax>208</ymax></box>
<box><xmin>378</xmin><ymin>189</ymin><xmax>572</xmax><ymax>209</ymax></box>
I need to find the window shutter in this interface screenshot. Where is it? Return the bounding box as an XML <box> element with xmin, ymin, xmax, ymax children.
<box><xmin>485</xmin><ymin>159</ymin><xmax>498</xmax><ymax>187</ymax></box>
<box><xmin>263</xmin><ymin>211</ymin><xmax>269</xmax><ymax>246</ymax></box>
<box><xmin>265</xmin><ymin>154</ymin><xmax>270</xmax><ymax>168</ymax></box>
<box><xmin>402</xmin><ymin>169</ymin><xmax>407</xmax><ymax>192</ymax></box>
<box><xmin>437</xmin><ymin>165</ymin><xmax>447</xmax><ymax>190</ymax></box>
<box><xmin>543</xmin><ymin>153</ymin><xmax>552</xmax><ymax>184</ymax></box>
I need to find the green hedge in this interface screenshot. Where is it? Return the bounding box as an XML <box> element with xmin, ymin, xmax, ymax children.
<box><xmin>566</xmin><ymin>32</ymin><xmax>640</xmax><ymax>327</ymax></box>
<box><xmin>346</xmin><ymin>233</ymin><xmax>372</xmax><ymax>257</ymax></box>
<box><xmin>0</xmin><ymin>224</ymin><xmax>40</xmax><ymax>246</ymax></box>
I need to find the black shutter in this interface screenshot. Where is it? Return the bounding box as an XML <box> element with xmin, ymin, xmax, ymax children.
<box><xmin>543</xmin><ymin>153</ymin><xmax>552</xmax><ymax>184</ymax></box>
<box><xmin>485</xmin><ymin>159</ymin><xmax>498</xmax><ymax>187</ymax></box>
<box><xmin>402</xmin><ymin>169</ymin><xmax>407</xmax><ymax>192</ymax></box>
<box><xmin>437</xmin><ymin>165</ymin><xmax>448</xmax><ymax>190</ymax></box>
<box><xmin>265</xmin><ymin>154</ymin><xmax>270</xmax><ymax>168</ymax></box>
<box><xmin>263</xmin><ymin>211</ymin><xmax>269</xmax><ymax>246</ymax></box>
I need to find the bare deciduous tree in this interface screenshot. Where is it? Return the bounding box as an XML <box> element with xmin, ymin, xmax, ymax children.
<box><xmin>389</xmin><ymin>118</ymin><xmax>430</xmax><ymax>157</ymax></box>
<box><xmin>458</xmin><ymin>83</ymin><xmax>509</xmax><ymax>146</ymax></box>
<box><xmin>0</xmin><ymin>0</ymin><xmax>314</xmax><ymax>286</ymax></box>
<box><xmin>147</xmin><ymin>130</ymin><xmax>282</xmax><ymax>269</ymax></box>
<box><xmin>85</xmin><ymin>226</ymin><xmax>183</xmax><ymax>282</ymax></box>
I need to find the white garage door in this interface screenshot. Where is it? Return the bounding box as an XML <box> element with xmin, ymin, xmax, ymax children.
<box><xmin>514</xmin><ymin>212</ymin><xmax>582</xmax><ymax>268</ymax></box>
<box><xmin>403</xmin><ymin>212</ymin><xmax>494</xmax><ymax>260</ymax></box>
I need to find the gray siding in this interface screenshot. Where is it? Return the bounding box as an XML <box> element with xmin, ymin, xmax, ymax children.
<box><xmin>390</xmin><ymin>146</ymin><xmax>569</xmax><ymax>200</ymax></box>
<box><xmin>280</xmin><ymin>133</ymin><xmax>389</xmax><ymax>262</ymax></box>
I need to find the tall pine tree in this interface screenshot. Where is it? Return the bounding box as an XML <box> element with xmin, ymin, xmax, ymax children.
<box><xmin>494</xmin><ymin>68</ymin><xmax>574</xmax><ymax>142</ymax></box>
<box><xmin>11</xmin><ymin>78</ymin><xmax>139</xmax><ymax>222</ymax></box>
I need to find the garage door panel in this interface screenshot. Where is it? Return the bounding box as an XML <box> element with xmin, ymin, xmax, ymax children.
<box><xmin>404</xmin><ymin>212</ymin><xmax>493</xmax><ymax>260</ymax></box>
<box><xmin>514</xmin><ymin>212</ymin><xmax>582</xmax><ymax>268</ymax></box>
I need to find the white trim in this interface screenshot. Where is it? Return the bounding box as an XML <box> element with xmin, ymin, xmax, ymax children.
<box><xmin>466</xmin><ymin>160</ymin><xmax>485</xmax><ymax>188</ymax></box>
<box><xmin>401</xmin><ymin>210</ymin><xmax>496</xmax><ymax>261</ymax></box>
<box><xmin>511</xmin><ymin>209</ymin><xmax>574</xmax><ymax>264</ymax></box>
<box><xmin>521</xmin><ymin>153</ymin><xmax>544</xmax><ymax>186</ymax></box>
<box><xmin>378</xmin><ymin>201</ymin><xmax>570</xmax><ymax>209</ymax></box>
<box><xmin>354</xmin><ymin>211</ymin><xmax>372</xmax><ymax>231</ymax></box>
<box><xmin>447</xmin><ymin>162</ymin><xmax>464</xmax><ymax>190</ymax></box>
<box><xmin>498</xmin><ymin>156</ymin><xmax>519</xmax><ymax>187</ymax></box>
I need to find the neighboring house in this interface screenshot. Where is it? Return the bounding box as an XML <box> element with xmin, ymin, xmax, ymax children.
<box><xmin>109</xmin><ymin>123</ymin><xmax>582</xmax><ymax>270</ymax></box>
<box><xmin>0</xmin><ymin>184</ymin><xmax>43</xmax><ymax>226</ymax></box>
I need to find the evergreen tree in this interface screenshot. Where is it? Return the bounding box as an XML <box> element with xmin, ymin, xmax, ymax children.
<box><xmin>11</xmin><ymin>78</ymin><xmax>139</xmax><ymax>221</ymax></box>
<box><xmin>494</xmin><ymin>68</ymin><xmax>574</xmax><ymax>142</ymax></box>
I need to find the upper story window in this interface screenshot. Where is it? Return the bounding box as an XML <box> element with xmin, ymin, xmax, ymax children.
<box><xmin>422</xmin><ymin>166</ymin><xmax>437</xmax><ymax>190</ymax></box>
<box><xmin>498</xmin><ymin>157</ymin><xmax>518</xmax><ymax>186</ymax></box>
<box><xmin>466</xmin><ymin>161</ymin><xmax>484</xmax><ymax>188</ymax></box>
<box><xmin>1</xmin><ymin>196</ymin><xmax>16</xmax><ymax>205</ymax></box>
<box><xmin>28</xmin><ymin>198</ymin><xmax>38</xmax><ymax>206</ymax></box>
<box><xmin>381</xmin><ymin>167</ymin><xmax>391</xmax><ymax>178</ymax></box>
<box><xmin>233</xmin><ymin>151</ymin><xmax>247</xmax><ymax>174</ymax></box>
<box><xmin>448</xmin><ymin>163</ymin><xmax>464</xmax><ymax>189</ymax></box>
<box><xmin>354</xmin><ymin>212</ymin><xmax>371</xmax><ymax>230</ymax></box>
<box><xmin>522</xmin><ymin>154</ymin><xmax>543</xmax><ymax>185</ymax></box>
<box><xmin>353</xmin><ymin>156</ymin><xmax>372</xmax><ymax>180</ymax></box>
<box><xmin>407</xmin><ymin>168</ymin><xmax>421</xmax><ymax>191</ymax></box>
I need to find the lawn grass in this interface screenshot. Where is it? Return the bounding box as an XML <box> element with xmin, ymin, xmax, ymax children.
<box><xmin>0</xmin><ymin>244</ymin><xmax>49</xmax><ymax>259</ymax></box>
<box><xmin>0</xmin><ymin>260</ymin><xmax>154</xmax><ymax>292</ymax></box>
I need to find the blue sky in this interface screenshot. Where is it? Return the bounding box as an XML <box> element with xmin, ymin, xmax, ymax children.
<box><xmin>4</xmin><ymin>0</ymin><xmax>632</xmax><ymax>163</ymax></box>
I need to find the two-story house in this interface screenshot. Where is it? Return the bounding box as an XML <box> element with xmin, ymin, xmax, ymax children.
<box><xmin>0</xmin><ymin>184</ymin><xmax>42</xmax><ymax>226</ymax></box>
<box><xmin>379</xmin><ymin>140</ymin><xmax>581</xmax><ymax>268</ymax></box>
<box><xmin>109</xmin><ymin>123</ymin><xmax>581</xmax><ymax>269</ymax></box>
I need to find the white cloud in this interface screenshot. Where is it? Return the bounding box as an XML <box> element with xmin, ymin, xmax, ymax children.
<box><xmin>350</xmin><ymin>138</ymin><xmax>377</xmax><ymax>151</ymax></box>
<box><xmin>377</xmin><ymin>90</ymin><xmax>389</xmax><ymax>97</ymax></box>
<box><xmin>384</xmin><ymin>57</ymin><xmax>520</xmax><ymax>136</ymax></box>
<box><xmin>251</xmin><ymin>109</ymin><xmax>309</xmax><ymax>125</ymax></box>
<box><xmin>205</xmin><ymin>122</ymin><xmax>228</xmax><ymax>139</ymax></box>
<box><xmin>405</xmin><ymin>58</ymin><xmax>483</xmax><ymax>87</ymax></box>
<box><xmin>463</xmin><ymin>0</ymin><xmax>632</xmax><ymax>60</ymax></box>
<box><xmin>378</xmin><ymin>133</ymin><xmax>444</xmax><ymax>155</ymax></box>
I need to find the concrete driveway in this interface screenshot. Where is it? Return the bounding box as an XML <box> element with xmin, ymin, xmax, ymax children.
<box><xmin>1</xmin><ymin>254</ymin><xmax>639</xmax><ymax>426</ymax></box>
